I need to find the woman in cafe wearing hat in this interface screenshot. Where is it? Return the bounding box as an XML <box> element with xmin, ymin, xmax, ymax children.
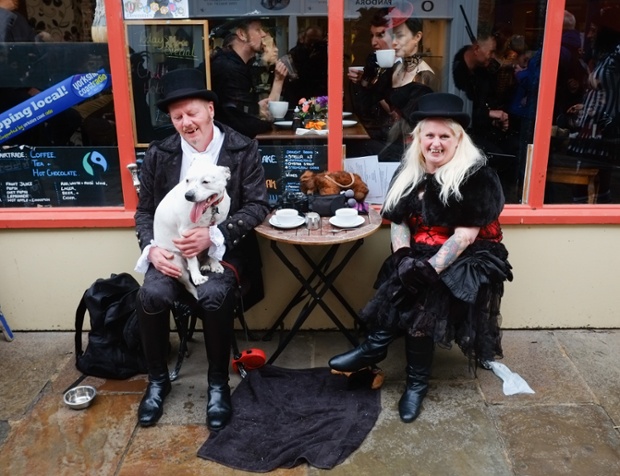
<box><xmin>329</xmin><ymin>93</ymin><xmax>512</xmax><ymax>423</ymax></box>
<box><xmin>134</xmin><ymin>68</ymin><xmax>270</xmax><ymax>430</ymax></box>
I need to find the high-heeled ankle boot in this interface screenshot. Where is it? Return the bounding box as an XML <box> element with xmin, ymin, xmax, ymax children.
<box><xmin>137</xmin><ymin>299</ymin><xmax>172</xmax><ymax>427</ymax></box>
<box><xmin>398</xmin><ymin>335</ymin><xmax>434</xmax><ymax>423</ymax></box>
<box><xmin>329</xmin><ymin>329</ymin><xmax>400</xmax><ymax>372</ymax></box>
<box><xmin>202</xmin><ymin>295</ymin><xmax>234</xmax><ymax>431</ymax></box>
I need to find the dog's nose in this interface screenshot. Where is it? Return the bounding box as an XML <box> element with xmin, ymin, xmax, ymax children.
<box><xmin>185</xmin><ymin>191</ymin><xmax>195</xmax><ymax>201</ymax></box>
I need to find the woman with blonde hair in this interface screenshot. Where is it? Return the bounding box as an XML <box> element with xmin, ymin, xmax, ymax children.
<box><xmin>329</xmin><ymin>93</ymin><xmax>512</xmax><ymax>423</ymax></box>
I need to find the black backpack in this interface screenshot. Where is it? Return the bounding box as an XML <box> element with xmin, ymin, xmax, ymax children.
<box><xmin>74</xmin><ymin>273</ymin><xmax>147</xmax><ymax>379</ymax></box>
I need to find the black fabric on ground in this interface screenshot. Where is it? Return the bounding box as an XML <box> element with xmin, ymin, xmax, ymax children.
<box><xmin>197</xmin><ymin>365</ymin><xmax>380</xmax><ymax>472</ymax></box>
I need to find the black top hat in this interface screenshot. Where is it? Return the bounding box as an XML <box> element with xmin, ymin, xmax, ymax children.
<box><xmin>408</xmin><ymin>92</ymin><xmax>470</xmax><ymax>128</ymax></box>
<box><xmin>156</xmin><ymin>68</ymin><xmax>218</xmax><ymax>112</ymax></box>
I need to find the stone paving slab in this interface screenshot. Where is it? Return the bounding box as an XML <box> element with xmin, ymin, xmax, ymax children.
<box><xmin>120</xmin><ymin>424</ymin><xmax>308</xmax><ymax>475</ymax></box>
<box><xmin>477</xmin><ymin>330</ymin><xmax>594</xmax><ymax>405</ymax></box>
<box><xmin>0</xmin><ymin>359</ymin><xmax>142</xmax><ymax>476</ymax></box>
<box><xmin>555</xmin><ymin>329</ymin><xmax>620</xmax><ymax>423</ymax></box>
<box><xmin>492</xmin><ymin>404</ymin><xmax>620</xmax><ymax>476</ymax></box>
<box><xmin>2</xmin><ymin>330</ymin><xmax>620</xmax><ymax>475</ymax></box>
<box><xmin>0</xmin><ymin>332</ymin><xmax>74</xmax><ymax>420</ymax></box>
<box><xmin>314</xmin><ymin>380</ymin><xmax>512</xmax><ymax>476</ymax></box>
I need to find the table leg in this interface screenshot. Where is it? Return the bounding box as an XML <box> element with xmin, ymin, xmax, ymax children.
<box><xmin>266</xmin><ymin>240</ymin><xmax>363</xmax><ymax>364</ymax></box>
<box><xmin>261</xmin><ymin>240</ymin><xmax>335</xmax><ymax>342</ymax></box>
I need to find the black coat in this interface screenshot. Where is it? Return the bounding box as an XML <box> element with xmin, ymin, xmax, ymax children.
<box><xmin>135</xmin><ymin>121</ymin><xmax>270</xmax><ymax>309</ymax></box>
<box><xmin>210</xmin><ymin>49</ymin><xmax>272</xmax><ymax>139</ymax></box>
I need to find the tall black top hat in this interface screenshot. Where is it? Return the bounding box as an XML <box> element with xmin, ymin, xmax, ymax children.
<box><xmin>156</xmin><ymin>68</ymin><xmax>218</xmax><ymax>112</ymax></box>
<box><xmin>409</xmin><ymin>92</ymin><xmax>470</xmax><ymax>129</ymax></box>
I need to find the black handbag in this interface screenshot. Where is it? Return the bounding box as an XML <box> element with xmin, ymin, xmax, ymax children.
<box><xmin>307</xmin><ymin>193</ymin><xmax>347</xmax><ymax>216</ymax></box>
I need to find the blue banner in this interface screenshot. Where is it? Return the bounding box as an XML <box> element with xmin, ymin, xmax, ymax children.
<box><xmin>0</xmin><ymin>70</ymin><xmax>111</xmax><ymax>145</ymax></box>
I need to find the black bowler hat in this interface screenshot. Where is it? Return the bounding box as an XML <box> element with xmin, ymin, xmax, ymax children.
<box><xmin>156</xmin><ymin>68</ymin><xmax>218</xmax><ymax>112</ymax></box>
<box><xmin>409</xmin><ymin>92</ymin><xmax>471</xmax><ymax>129</ymax></box>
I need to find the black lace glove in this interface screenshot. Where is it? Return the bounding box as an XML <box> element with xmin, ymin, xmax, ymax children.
<box><xmin>397</xmin><ymin>257</ymin><xmax>440</xmax><ymax>295</ymax></box>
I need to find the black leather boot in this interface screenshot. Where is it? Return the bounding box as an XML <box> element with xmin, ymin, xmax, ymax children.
<box><xmin>137</xmin><ymin>299</ymin><xmax>172</xmax><ymax>427</ymax></box>
<box><xmin>329</xmin><ymin>329</ymin><xmax>400</xmax><ymax>372</ymax></box>
<box><xmin>399</xmin><ymin>335</ymin><xmax>434</xmax><ymax>423</ymax></box>
<box><xmin>202</xmin><ymin>294</ymin><xmax>235</xmax><ymax>431</ymax></box>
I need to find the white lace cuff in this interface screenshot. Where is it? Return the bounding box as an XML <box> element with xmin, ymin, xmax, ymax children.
<box><xmin>209</xmin><ymin>225</ymin><xmax>226</xmax><ymax>260</ymax></box>
<box><xmin>135</xmin><ymin>241</ymin><xmax>154</xmax><ymax>273</ymax></box>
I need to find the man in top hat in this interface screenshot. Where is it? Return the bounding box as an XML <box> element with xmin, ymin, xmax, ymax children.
<box><xmin>134</xmin><ymin>68</ymin><xmax>270</xmax><ymax>430</ymax></box>
<box><xmin>210</xmin><ymin>17</ymin><xmax>288</xmax><ymax>138</ymax></box>
<box><xmin>329</xmin><ymin>92</ymin><xmax>511</xmax><ymax>423</ymax></box>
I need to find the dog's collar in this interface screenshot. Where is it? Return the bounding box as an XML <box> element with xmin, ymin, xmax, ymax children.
<box><xmin>208</xmin><ymin>196</ymin><xmax>224</xmax><ymax>226</ymax></box>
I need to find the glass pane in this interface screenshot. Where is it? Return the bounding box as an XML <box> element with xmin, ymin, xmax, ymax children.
<box><xmin>0</xmin><ymin>0</ymin><xmax>122</xmax><ymax>208</ymax></box>
<box><xmin>546</xmin><ymin>1</ymin><xmax>620</xmax><ymax>204</ymax></box>
<box><xmin>343</xmin><ymin>1</ymin><xmax>548</xmax><ymax>205</ymax></box>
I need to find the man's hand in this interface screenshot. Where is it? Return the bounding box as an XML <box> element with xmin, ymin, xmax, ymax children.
<box><xmin>173</xmin><ymin>227</ymin><xmax>212</xmax><ymax>258</ymax></box>
<box><xmin>489</xmin><ymin>109</ymin><xmax>509</xmax><ymax>131</ymax></box>
<box><xmin>148</xmin><ymin>246</ymin><xmax>182</xmax><ymax>278</ymax></box>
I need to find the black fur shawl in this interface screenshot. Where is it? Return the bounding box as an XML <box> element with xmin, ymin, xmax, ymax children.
<box><xmin>382</xmin><ymin>166</ymin><xmax>505</xmax><ymax>227</ymax></box>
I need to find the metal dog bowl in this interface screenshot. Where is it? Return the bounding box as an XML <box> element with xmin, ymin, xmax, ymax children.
<box><xmin>63</xmin><ymin>385</ymin><xmax>97</xmax><ymax>410</ymax></box>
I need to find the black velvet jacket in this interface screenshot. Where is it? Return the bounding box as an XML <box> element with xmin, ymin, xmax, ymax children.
<box><xmin>134</xmin><ymin>121</ymin><xmax>270</xmax><ymax>308</ymax></box>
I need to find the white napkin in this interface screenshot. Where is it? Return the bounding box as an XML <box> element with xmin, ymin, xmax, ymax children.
<box><xmin>485</xmin><ymin>361</ymin><xmax>535</xmax><ymax>395</ymax></box>
<box><xmin>295</xmin><ymin>128</ymin><xmax>328</xmax><ymax>136</ymax></box>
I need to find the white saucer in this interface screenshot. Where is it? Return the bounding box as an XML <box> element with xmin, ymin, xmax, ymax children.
<box><xmin>342</xmin><ymin>111</ymin><xmax>353</xmax><ymax>118</ymax></box>
<box><xmin>342</xmin><ymin>120</ymin><xmax>358</xmax><ymax>128</ymax></box>
<box><xmin>274</xmin><ymin>120</ymin><xmax>293</xmax><ymax>128</ymax></box>
<box><xmin>269</xmin><ymin>215</ymin><xmax>305</xmax><ymax>229</ymax></box>
<box><xmin>329</xmin><ymin>215</ymin><xmax>365</xmax><ymax>228</ymax></box>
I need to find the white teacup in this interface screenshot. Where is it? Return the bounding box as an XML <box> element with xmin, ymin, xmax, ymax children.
<box><xmin>335</xmin><ymin>208</ymin><xmax>358</xmax><ymax>226</ymax></box>
<box><xmin>268</xmin><ymin>100</ymin><xmax>289</xmax><ymax>119</ymax></box>
<box><xmin>275</xmin><ymin>208</ymin><xmax>299</xmax><ymax>226</ymax></box>
<box><xmin>375</xmin><ymin>49</ymin><xmax>396</xmax><ymax>68</ymax></box>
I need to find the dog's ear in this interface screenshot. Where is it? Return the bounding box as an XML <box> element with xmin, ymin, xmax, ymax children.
<box><xmin>220</xmin><ymin>166</ymin><xmax>231</xmax><ymax>182</ymax></box>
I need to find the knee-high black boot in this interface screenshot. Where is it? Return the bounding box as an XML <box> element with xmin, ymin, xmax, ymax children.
<box><xmin>201</xmin><ymin>294</ymin><xmax>235</xmax><ymax>431</ymax></box>
<box><xmin>399</xmin><ymin>335</ymin><xmax>434</xmax><ymax>423</ymax></box>
<box><xmin>329</xmin><ymin>329</ymin><xmax>401</xmax><ymax>372</ymax></box>
<box><xmin>137</xmin><ymin>300</ymin><xmax>172</xmax><ymax>427</ymax></box>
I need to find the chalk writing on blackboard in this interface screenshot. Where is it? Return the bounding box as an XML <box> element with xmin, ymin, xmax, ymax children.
<box><xmin>0</xmin><ymin>146</ymin><xmax>122</xmax><ymax>207</ymax></box>
<box><xmin>259</xmin><ymin>144</ymin><xmax>327</xmax><ymax>205</ymax></box>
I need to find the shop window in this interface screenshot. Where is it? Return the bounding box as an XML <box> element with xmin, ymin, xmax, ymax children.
<box><xmin>546</xmin><ymin>0</ymin><xmax>620</xmax><ymax>205</ymax></box>
<box><xmin>0</xmin><ymin>0</ymin><xmax>121</xmax><ymax>208</ymax></box>
<box><xmin>341</xmin><ymin>1</ymin><xmax>548</xmax><ymax>205</ymax></box>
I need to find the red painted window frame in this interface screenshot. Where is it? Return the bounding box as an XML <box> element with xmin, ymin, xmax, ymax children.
<box><xmin>1</xmin><ymin>0</ymin><xmax>618</xmax><ymax>229</ymax></box>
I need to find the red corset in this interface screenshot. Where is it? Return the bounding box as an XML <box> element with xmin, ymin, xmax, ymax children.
<box><xmin>409</xmin><ymin>216</ymin><xmax>503</xmax><ymax>245</ymax></box>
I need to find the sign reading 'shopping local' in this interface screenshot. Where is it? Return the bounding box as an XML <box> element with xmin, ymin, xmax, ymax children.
<box><xmin>0</xmin><ymin>70</ymin><xmax>111</xmax><ymax>145</ymax></box>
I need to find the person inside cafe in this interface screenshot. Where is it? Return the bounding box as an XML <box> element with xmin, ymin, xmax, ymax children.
<box><xmin>374</xmin><ymin>7</ymin><xmax>435</xmax><ymax>162</ymax></box>
<box><xmin>452</xmin><ymin>27</ymin><xmax>520</xmax><ymax>201</ymax></box>
<box><xmin>133</xmin><ymin>68</ymin><xmax>270</xmax><ymax>430</ymax></box>
<box><xmin>210</xmin><ymin>17</ymin><xmax>288</xmax><ymax>138</ymax></box>
<box><xmin>564</xmin><ymin>7</ymin><xmax>620</xmax><ymax>204</ymax></box>
<box><xmin>346</xmin><ymin>7</ymin><xmax>394</xmax><ymax>156</ymax></box>
<box><xmin>283</xmin><ymin>25</ymin><xmax>328</xmax><ymax>105</ymax></box>
<box><xmin>329</xmin><ymin>93</ymin><xmax>512</xmax><ymax>423</ymax></box>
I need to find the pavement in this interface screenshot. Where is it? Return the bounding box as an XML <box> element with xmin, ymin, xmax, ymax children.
<box><xmin>1</xmin><ymin>329</ymin><xmax>619</xmax><ymax>475</ymax></box>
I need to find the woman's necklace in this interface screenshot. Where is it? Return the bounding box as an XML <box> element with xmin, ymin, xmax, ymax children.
<box><xmin>403</xmin><ymin>54</ymin><xmax>422</xmax><ymax>72</ymax></box>
<box><xmin>395</xmin><ymin>55</ymin><xmax>422</xmax><ymax>86</ymax></box>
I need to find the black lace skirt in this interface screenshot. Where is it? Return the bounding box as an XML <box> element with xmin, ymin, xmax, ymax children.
<box><xmin>359</xmin><ymin>242</ymin><xmax>511</xmax><ymax>364</ymax></box>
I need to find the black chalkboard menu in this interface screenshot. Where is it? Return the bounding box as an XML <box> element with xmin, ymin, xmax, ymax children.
<box><xmin>0</xmin><ymin>146</ymin><xmax>123</xmax><ymax>207</ymax></box>
<box><xmin>259</xmin><ymin>144</ymin><xmax>327</xmax><ymax>205</ymax></box>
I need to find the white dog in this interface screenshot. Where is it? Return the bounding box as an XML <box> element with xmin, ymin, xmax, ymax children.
<box><xmin>153</xmin><ymin>161</ymin><xmax>231</xmax><ymax>298</ymax></box>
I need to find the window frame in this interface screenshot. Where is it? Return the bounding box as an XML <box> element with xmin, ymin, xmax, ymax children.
<box><xmin>1</xmin><ymin>0</ymin><xmax>619</xmax><ymax>229</ymax></box>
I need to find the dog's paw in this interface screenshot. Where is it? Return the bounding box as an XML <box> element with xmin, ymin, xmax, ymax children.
<box><xmin>191</xmin><ymin>273</ymin><xmax>208</xmax><ymax>285</ymax></box>
<box><xmin>201</xmin><ymin>260</ymin><xmax>224</xmax><ymax>274</ymax></box>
